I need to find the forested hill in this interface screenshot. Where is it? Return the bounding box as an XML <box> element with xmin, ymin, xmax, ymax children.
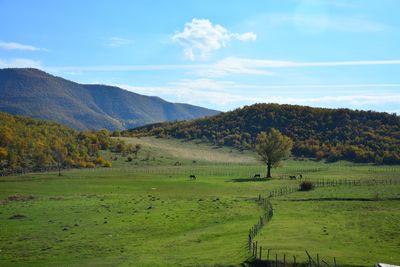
<box><xmin>0</xmin><ymin>112</ymin><xmax>130</xmax><ymax>173</ymax></box>
<box><xmin>127</xmin><ymin>103</ymin><xmax>400</xmax><ymax>164</ymax></box>
<box><xmin>0</xmin><ymin>68</ymin><xmax>219</xmax><ymax>130</ymax></box>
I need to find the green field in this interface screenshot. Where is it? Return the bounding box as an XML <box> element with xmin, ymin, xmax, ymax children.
<box><xmin>0</xmin><ymin>137</ymin><xmax>399</xmax><ymax>266</ymax></box>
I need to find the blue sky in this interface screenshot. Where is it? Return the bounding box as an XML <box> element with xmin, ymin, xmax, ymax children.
<box><xmin>1</xmin><ymin>0</ymin><xmax>400</xmax><ymax>113</ymax></box>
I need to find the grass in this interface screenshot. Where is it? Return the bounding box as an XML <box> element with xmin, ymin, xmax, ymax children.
<box><xmin>119</xmin><ymin>136</ymin><xmax>257</xmax><ymax>164</ymax></box>
<box><xmin>254</xmin><ymin>185</ymin><xmax>400</xmax><ymax>266</ymax></box>
<box><xmin>0</xmin><ymin>136</ymin><xmax>399</xmax><ymax>266</ymax></box>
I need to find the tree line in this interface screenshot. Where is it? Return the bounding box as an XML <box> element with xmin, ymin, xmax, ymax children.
<box><xmin>0</xmin><ymin>112</ymin><xmax>135</xmax><ymax>173</ymax></box>
<box><xmin>126</xmin><ymin>103</ymin><xmax>400</xmax><ymax>164</ymax></box>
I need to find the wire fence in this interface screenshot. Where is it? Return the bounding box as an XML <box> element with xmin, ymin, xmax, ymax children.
<box><xmin>245</xmin><ymin>177</ymin><xmax>400</xmax><ymax>266</ymax></box>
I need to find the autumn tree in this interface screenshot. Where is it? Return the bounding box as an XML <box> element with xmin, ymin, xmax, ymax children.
<box><xmin>52</xmin><ymin>138</ymin><xmax>68</xmax><ymax>176</ymax></box>
<box><xmin>256</xmin><ymin>129</ymin><xmax>293</xmax><ymax>178</ymax></box>
<box><xmin>134</xmin><ymin>144</ymin><xmax>142</xmax><ymax>159</ymax></box>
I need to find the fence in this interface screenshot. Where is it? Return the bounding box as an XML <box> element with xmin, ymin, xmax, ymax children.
<box><xmin>249</xmin><ymin>249</ymin><xmax>338</xmax><ymax>267</ymax></box>
<box><xmin>0</xmin><ymin>166</ymin><xmax>65</xmax><ymax>177</ymax></box>
<box><xmin>245</xmin><ymin>177</ymin><xmax>400</xmax><ymax>265</ymax></box>
<box><xmin>308</xmin><ymin>178</ymin><xmax>400</xmax><ymax>188</ymax></box>
<box><xmin>248</xmin><ymin>196</ymin><xmax>274</xmax><ymax>251</ymax></box>
<box><xmin>247</xmin><ymin>185</ymin><xmax>299</xmax><ymax>254</ymax></box>
<box><xmin>246</xmin><ymin>188</ymin><xmax>339</xmax><ymax>266</ymax></box>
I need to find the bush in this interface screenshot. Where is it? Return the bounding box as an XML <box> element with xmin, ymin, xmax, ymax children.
<box><xmin>127</xmin><ymin>156</ymin><xmax>133</xmax><ymax>162</ymax></box>
<box><xmin>78</xmin><ymin>161</ymin><xmax>87</xmax><ymax>168</ymax></box>
<box><xmin>85</xmin><ymin>162</ymin><xmax>95</xmax><ymax>168</ymax></box>
<box><xmin>299</xmin><ymin>181</ymin><xmax>314</xmax><ymax>191</ymax></box>
<box><xmin>95</xmin><ymin>156</ymin><xmax>105</xmax><ymax>165</ymax></box>
<box><xmin>103</xmin><ymin>161</ymin><xmax>112</xmax><ymax>168</ymax></box>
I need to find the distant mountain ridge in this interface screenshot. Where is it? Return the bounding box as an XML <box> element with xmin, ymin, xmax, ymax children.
<box><xmin>0</xmin><ymin>68</ymin><xmax>219</xmax><ymax>130</ymax></box>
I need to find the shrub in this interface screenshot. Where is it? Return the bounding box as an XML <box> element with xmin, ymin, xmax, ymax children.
<box><xmin>299</xmin><ymin>181</ymin><xmax>314</xmax><ymax>191</ymax></box>
<box><xmin>85</xmin><ymin>162</ymin><xmax>95</xmax><ymax>168</ymax></box>
<box><xmin>127</xmin><ymin>156</ymin><xmax>133</xmax><ymax>162</ymax></box>
<box><xmin>103</xmin><ymin>161</ymin><xmax>112</xmax><ymax>168</ymax></box>
<box><xmin>0</xmin><ymin>147</ymin><xmax>8</xmax><ymax>159</ymax></box>
<box><xmin>64</xmin><ymin>158</ymin><xmax>75</xmax><ymax>166</ymax></box>
<box><xmin>95</xmin><ymin>156</ymin><xmax>105</xmax><ymax>165</ymax></box>
<box><xmin>78</xmin><ymin>161</ymin><xmax>87</xmax><ymax>168</ymax></box>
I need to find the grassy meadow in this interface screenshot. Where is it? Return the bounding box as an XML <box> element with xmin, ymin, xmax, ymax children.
<box><xmin>0</xmin><ymin>137</ymin><xmax>399</xmax><ymax>266</ymax></box>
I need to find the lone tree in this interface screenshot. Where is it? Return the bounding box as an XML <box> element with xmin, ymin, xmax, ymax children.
<box><xmin>52</xmin><ymin>138</ymin><xmax>68</xmax><ymax>176</ymax></box>
<box><xmin>133</xmin><ymin>144</ymin><xmax>142</xmax><ymax>159</ymax></box>
<box><xmin>256</xmin><ymin>129</ymin><xmax>293</xmax><ymax>178</ymax></box>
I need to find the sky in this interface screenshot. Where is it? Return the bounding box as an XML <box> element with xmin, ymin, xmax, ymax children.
<box><xmin>1</xmin><ymin>0</ymin><xmax>400</xmax><ymax>113</ymax></box>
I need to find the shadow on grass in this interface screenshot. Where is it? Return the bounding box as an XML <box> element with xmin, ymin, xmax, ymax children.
<box><xmin>229</xmin><ymin>177</ymin><xmax>272</xmax><ymax>183</ymax></box>
<box><xmin>245</xmin><ymin>259</ymin><xmax>365</xmax><ymax>267</ymax></box>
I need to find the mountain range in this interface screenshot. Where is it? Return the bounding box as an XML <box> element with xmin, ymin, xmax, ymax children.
<box><xmin>0</xmin><ymin>68</ymin><xmax>219</xmax><ymax>130</ymax></box>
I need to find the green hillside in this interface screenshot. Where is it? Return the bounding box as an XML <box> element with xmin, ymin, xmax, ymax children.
<box><xmin>0</xmin><ymin>68</ymin><xmax>219</xmax><ymax>130</ymax></box>
<box><xmin>127</xmin><ymin>103</ymin><xmax>400</xmax><ymax>164</ymax></box>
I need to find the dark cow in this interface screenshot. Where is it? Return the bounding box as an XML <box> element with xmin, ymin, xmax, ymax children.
<box><xmin>253</xmin><ymin>173</ymin><xmax>261</xmax><ymax>178</ymax></box>
<box><xmin>189</xmin><ymin>175</ymin><xmax>196</xmax><ymax>180</ymax></box>
<box><xmin>289</xmin><ymin>175</ymin><xmax>297</xmax><ymax>180</ymax></box>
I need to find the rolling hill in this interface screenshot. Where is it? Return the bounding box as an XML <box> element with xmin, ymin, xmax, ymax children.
<box><xmin>0</xmin><ymin>68</ymin><xmax>219</xmax><ymax>130</ymax></box>
<box><xmin>127</xmin><ymin>103</ymin><xmax>400</xmax><ymax>164</ymax></box>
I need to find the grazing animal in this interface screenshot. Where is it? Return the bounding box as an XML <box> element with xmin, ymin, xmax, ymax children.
<box><xmin>299</xmin><ymin>174</ymin><xmax>303</xmax><ymax>179</ymax></box>
<box><xmin>253</xmin><ymin>173</ymin><xmax>261</xmax><ymax>178</ymax></box>
<box><xmin>289</xmin><ymin>175</ymin><xmax>297</xmax><ymax>180</ymax></box>
<box><xmin>189</xmin><ymin>175</ymin><xmax>196</xmax><ymax>180</ymax></box>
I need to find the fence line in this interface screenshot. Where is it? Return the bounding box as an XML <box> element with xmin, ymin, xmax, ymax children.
<box><xmin>249</xmin><ymin>249</ymin><xmax>338</xmax><ymax>267</ymax></box>
<box><xmin>306</xmin><ymin>178</ymin><xmax>400</xmax><ymax>188</ymax></box>
<box><xmin>245</xmin><ymin>177</ymin><xmax>400</xmax><ymax>265</ymax></box>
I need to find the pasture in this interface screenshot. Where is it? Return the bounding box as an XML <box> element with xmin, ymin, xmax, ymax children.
<box><xmin>0</xmin><ymin>137</ymin><xmax>399</xmax><ymax>266</ymax></box>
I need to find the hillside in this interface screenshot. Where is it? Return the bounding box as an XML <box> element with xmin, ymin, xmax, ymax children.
<box><xmin>0</xmin><ymin>68</ymin><xmax>219</xmax><ymax>130</ymax></box>
<box><xmin>0</xmin><ymin>111</ymin><xmax>134</xmax><ymax>173</ymax></box>
<box><xmin>127</xmin><ymin>103</ymin><xmax>400</xmax><ymax>164</ymax></box>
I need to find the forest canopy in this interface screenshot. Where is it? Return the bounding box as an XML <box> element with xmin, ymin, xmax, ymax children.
<box><xmin>0</xmin><ymin>112</ymin><xmax>130</xmax><ymax>173</ymax></box>
<box><xmin>126</xmin><ymin>103</ymin><xmax>400</xmax><ymax>164</ymax></box>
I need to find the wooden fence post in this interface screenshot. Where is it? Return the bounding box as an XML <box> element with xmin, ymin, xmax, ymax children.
<box><xmin>248</xmin><ymin>234</ymin><xmax>251</xmax><ymax>251</ymax></box>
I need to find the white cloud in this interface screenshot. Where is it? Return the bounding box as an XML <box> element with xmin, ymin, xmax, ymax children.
<box><xmin>0</xmin><ymin>58</ymin><xmax>43</xmax><ymax>68</ymax></box>
<box><xmin>107</xmin><ymin>37</ymin><xmax>132</xmax><ymax>47</ymax></box>
<box><xmin>46</xmin><ymin>63</ymin><xmax>206</xmax><ymax>73</ymax></box>
<box><xmin>116</xmin><ymin>83</ymin><xmax>249</xmax><ymax>107</ymax></box>
<box><xmin>232</xmin><ymin>32</ymin><xmax>257</xmax><ymax>41</ymax></box>
<box><xmin>44</xmin><ymin>58</ymin><xmax>400</xmax><ymax>78</ymax></box>
<box><xmin>199</xmin><ymin>57</ymin><xmax>400</xmax><ymax>77</ymax></box>
<box><xmin>113</xmin><ymin>78</ymin><xmax>400</xmax><ymax>112</ymax></box>
<box><xmin>170</xmin><ymin>79</ymin><xmax>234</xmax><ymax>90</ymax></box>
<box><xmin>196</xmin><ymin>57</ymin><xmax>275</xmax><ymax>77</ymax></box>
<box><xmin>293</xmin><ymin>15</ymin><xmax>388</xmax><ymax>33</ymax></box>
<box><xmin>0</xmin><ymin>41</ymin><xmax>45</xmax><ymax>51</ymax></box>
<box><xmin>267</xmin><ymin>94</ymin><xmax>400</xmax><ymax>106</ymax></box>
<box><xmin>172</xmin><ymin>18</ymin><xmax>256</xmax><ymax>60</ymax></box>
